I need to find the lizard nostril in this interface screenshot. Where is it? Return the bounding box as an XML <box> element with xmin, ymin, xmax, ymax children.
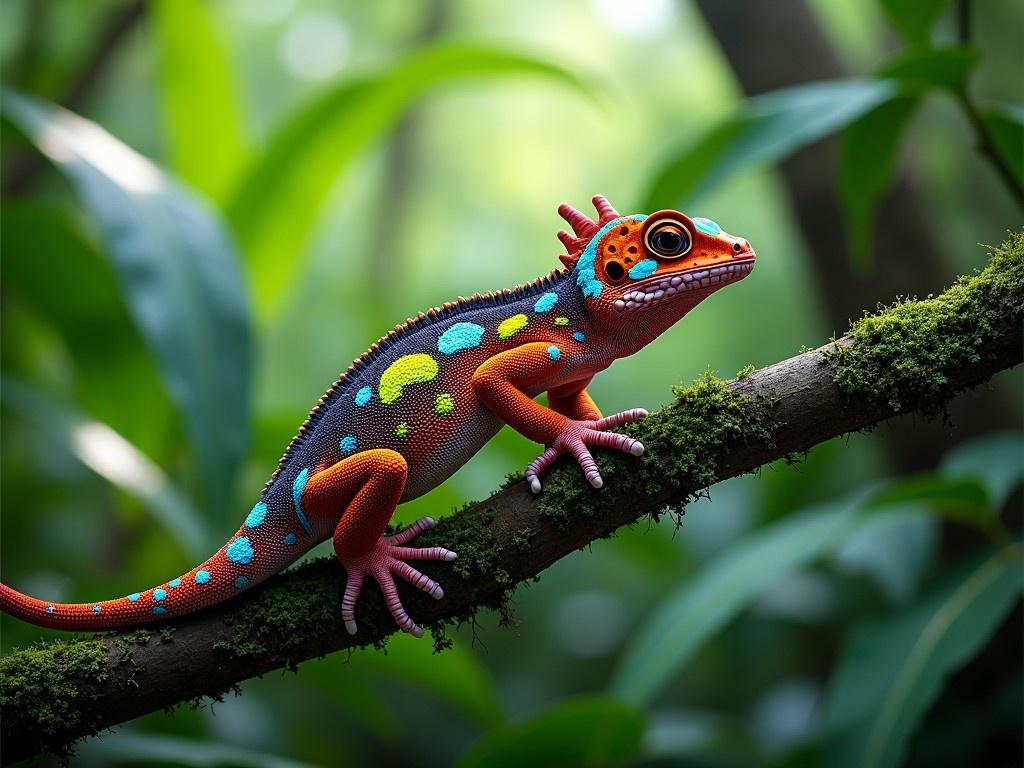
<box><xmin>732</xmin><ymin>242</ymin><xmax>743</xmax><ymax>253</ymax></box>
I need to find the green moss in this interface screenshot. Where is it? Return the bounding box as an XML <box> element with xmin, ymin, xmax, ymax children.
<box><xmin>213</xmin><ymin>559</ymin><xmax>341</xmax><ymax>661</ymax></box>
<box><xmin>825</xmin><ymin>232</ymin><xmax>1024</xmax><ymax>417</ymax></box>
<box><xmin>0</xmin><ymin>637</ymin><xmax>110</xmax><ymax>759</ymax></box>
<box><xmin>421</xmin><ymin>506</ymin><xmax>500</xmax><ymax>582</ymax></box>
<box><xmin>537</xmin><ymin>371</ymin><xmax>777</xmax><ymax>526</ymax></box>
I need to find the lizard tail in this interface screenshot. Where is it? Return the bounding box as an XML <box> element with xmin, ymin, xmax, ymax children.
<box><xmin>0</xmin><ymin>503</ymin><xmax>318</xmax><ymax>632</ymax></box>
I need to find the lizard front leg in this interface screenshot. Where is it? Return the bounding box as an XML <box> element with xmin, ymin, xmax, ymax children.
<box><xmin>472</xmin><ymin>343</ymin><xmax>647</xmax><ymax>493</ymax></box>
<box><xmin>301</xmin><ymin>449</ymin><xmax>456</xmax><ymax>637</ymax></box>
<box><xmin>548</xmin><ymin>377</ymin><xmax>604</xmax><ymax>421</ymax></box>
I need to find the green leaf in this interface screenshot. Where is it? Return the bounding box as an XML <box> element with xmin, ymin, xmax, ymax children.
<box><xmin>879</xmin><ymin>0</ymin><xmax>950</xmax><ymax>44</ymax></box>
<box><xmin>610</xmin><ymin>498</ymin><xmax>864</xmax><ymax>705</ymax></box>
<box><xmin>458</xmin><ymin>696</ymin><xmax>644</xmax><ymax>768</ymax></box>
<box><xmin>342</xmin><ymin>632</ymin><xmax>504</xmax><ymax>728</ymax></box>
<box><xmin>77</xmin><ymin>730</ymin><xmax>315</xmax><ymax>768</ymax></box>
<box><xmin>979</xmin><ymin>105</ymin><xmax>1024</xmax><ymax>184</ymax></box>
<box><xmin>1</xmin><ymin>89</ymin><xmax>252</xmax><ymax>521</ymax></box>
<box><xmin>152</xmin><ymin>0</ymin><xmax>248</xmax><ymax>201</ymax></box>
<box><xmin>865</xmin><ymin>473</ymin><xmax>990</xmax><ymax>521</ymax></box>
<box><xmin>642</xmin><ymin>79</ymin><xmax>898</xmax><ymax>211</ymax></box>
<box><xmin>1</xmin><ymin>378</ymin><xmax>208</xmax><ymax>558</ymax></box>
<box><xmin>225</xmin><ymin>43</ymin><xmax>596</xmax><ymax>318</ymax></box>
<box><xmin>823</xmin><ymin>546</ymin><xmax>1024</xmax><ymax>768</ymax></box>
<box><xmin>839</xmin><ymin>96</ymin><xmax>920</xmax><ymax>269</ymax></box>
<box><xmin>940</xmin><ymin>431</ymin><xmax>1024</xmax><ymax>510</ymax></box>
<box><xmin>878</xmin><ymin>46</ymin><xmax>981</xmax><ymax>92</ymax></box>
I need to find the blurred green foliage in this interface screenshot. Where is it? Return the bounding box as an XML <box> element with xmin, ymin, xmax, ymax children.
<box><xmin>1</xmin><ymin>0</ymin><xmax>1020</xmax><ymax>766</ymax></box>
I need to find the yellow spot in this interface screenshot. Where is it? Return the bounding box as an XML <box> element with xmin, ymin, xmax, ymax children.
<box><xmin>435</xmin><ymin>393</ymin><xmax>454</xmax><ymax>415</ymax></box>
<box><xmin>379</xmin><ymin>354</ymin><xmax>438</xmax><ymax>404</ymax></box>
<box><xmin>554</xmin><ymin>317</ymin><xmax>570</xmax><ymax>327</ymax></box>
<box><xmin>497</xmin><ymin>314</ymin><xmax>529</xmax><ymax>340</ymax></box>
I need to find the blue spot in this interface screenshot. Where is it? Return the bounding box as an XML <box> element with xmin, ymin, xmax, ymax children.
<box><xmin>628</xmin><ymin>259</ymin><xmax>658</xmax><ymax>280</ymax></box>
<box><xmin>195</xmin><ymin>570</ymin><xmax>211</xmax><ymax>585</ymax></box>
<box><xmin>283</xmin><ymin>532</ymin><xmax>297</xmax><ymax>545</ymax></box>
<box><xmin>245</xmin><ymin>502</ymin><xmax>267</xmax><ymax>529</ymax></box>
<box><xmin>438</xmin><ymin>322</ymin><xmax>485</xmax><ymax>355</ymax></box>
<box><xmin>694</xmin><ymin>217</ymin><xmax>721</xmax><ymax>236</ymax></box>
<box><xmin>127</xmin><ymin>592</ymin><xmax>140</xmax><ymax>602</ymax></box>
<box><xmin>572</xmin><ymin>331</ymin><xmax>586</xmax><ymax>342</ymax></box>
<box><xmin>354</xmin><ymin>386</ymin><xmax>372</xmax><ymax>406</ymax></box>
<box><xmin>533</xmin><ymin>292</ymin><xmax>558</xmax><ymax>313</ymax></box>
<box><xmin>153</xmin><ymin>606</ymin><xmax>167</xmax><ymax>615</ymax></box>
<box><xmin>93</xmin><ymin>604</ymin><xmax>102</xmax><ymax>613</ymax></box>
<box><xmin>547</xmin><ymin>345</ymin><xmax>561</xmax><ymax>361</ymax></box>
<box><xmin>234</xmin><ymin>576</ymin><xmax>249</xmax><ymax>589</ymax></box>
<box><xmin>153</xmin><ymin>588</ymin><xmax>167</xmax><ymax>602</ymax></box>
<box><xmin>340</xmin><ymin>434</ymin><xmax>357</xmax><ymax>455</ymax></box>
<box><xmin>292</xmin><ymin>468</ymin><xmax>313</xmax><ymax>535</ymax></box>
<box><xmin>576</xmin><ymin>215</ymin><xmax>646</xmax><ymax>300</ymax></box>
<box><xmin>46</xmin><ymin>605</ymin><xmax>55</xmax><ymax>614</ymax></box>
<box><xmin>168</xmin><ymin>578</ymin><xmax>181</xmax><ymax>589</ymax></box>
<box><xmin>226</xmin><ymin>536</ymin><xmax>255</xmax><ymax>566</ymax></box>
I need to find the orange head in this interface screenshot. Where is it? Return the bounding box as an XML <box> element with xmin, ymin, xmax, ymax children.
<box><xmin>558</xmin><ymin>196</ymin><xmax>755</xmax><ymax>339</ymax></box>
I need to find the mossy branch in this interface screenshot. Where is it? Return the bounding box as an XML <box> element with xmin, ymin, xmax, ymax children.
<box><xmin>2</xmin><ymin>234</ymin><xmax>1022</xmax><ymax>764</ymax></box>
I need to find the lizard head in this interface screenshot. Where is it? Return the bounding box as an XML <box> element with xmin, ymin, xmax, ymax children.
<box><xmin>558</xmin><ymin>196</ymin><xmax>755</xmax><ymax>339</ymax></box>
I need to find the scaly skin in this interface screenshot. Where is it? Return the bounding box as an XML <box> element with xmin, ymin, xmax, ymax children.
<box><xmin>0</xmin><ymin>196</ymin><xmax>755</xmax><ymax>637</ymax></box>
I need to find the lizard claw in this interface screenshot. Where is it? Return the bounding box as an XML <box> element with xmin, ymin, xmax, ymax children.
<box><xmin>338</xmin><ymin>516</ymin><xmax>457</xmax><ymax>637</ymax></box>
<box><xmin>525</xmin><ymin>408</ymin><xmax>648</xmax><ymax>493</ymax></box>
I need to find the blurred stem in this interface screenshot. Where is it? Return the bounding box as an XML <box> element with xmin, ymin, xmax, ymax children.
<box><xmin>954</xmin><ymin>0</ymin><xmax>1023</xmax><ymax>204</ymax></box>
<box><xmin>370</xmin><ymin>0</ymin><xmax>449</xmax><ymax>303</ymax></box>
<box><xmin>2</xmin><ymin>0</ymin><xmax>146</xmax><ymax>195</ymax></box>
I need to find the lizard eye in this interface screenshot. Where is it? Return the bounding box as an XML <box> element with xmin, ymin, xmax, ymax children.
<box><xmin>645</xmin><ymin>220</ymin><xmax>692</xmax><ymax>259</ymax></box>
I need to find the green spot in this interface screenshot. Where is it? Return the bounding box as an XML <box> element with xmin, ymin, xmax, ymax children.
<box><xmin>554</xmin><ymin>316</ymin><xmax>570</xmax><ymax>326</ymax></box>
<box><xmin>379</xmin><ymin>354</ymin><xmax>438</xmax><ymax>405</ymax></box>
<box><xmin>435</xmin><ymin>393</ymin><xmax>455</xmax><ymax>415</ymax></box>
<box><xmin>395</xmin><ymin>422</ymin><xmax>410</xmax><ymax>439</ymax></box>
<box><xmin>497</xmin><ymin>313</ymin><xmax>529</xmax><ymax>340</ymax></box>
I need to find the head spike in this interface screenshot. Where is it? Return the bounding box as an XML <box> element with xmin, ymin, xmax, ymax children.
<box><xmin>592</xmin><ymin>194</ymin><xmax>619</xmax><ymax>223</ymax></box>
<box><xmin>559</xmin><ymin>253</ymin><xmax>578</xmax><ymax>269</ymax></box>
<box><xmin>556</xmin><ymin>230</ymin><xmax>577</xmax><ymax>249</ymax></box>
<box><xmin>558</xmin><ymin>203</ymin><xmax>599</xmax><ymax>238</ymax></box>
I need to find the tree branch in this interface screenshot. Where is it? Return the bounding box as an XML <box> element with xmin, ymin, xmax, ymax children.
<box><xmin>2</xmin><ymin>235</ymin><xmax>1022</xmax><ymax>763</ymax></box>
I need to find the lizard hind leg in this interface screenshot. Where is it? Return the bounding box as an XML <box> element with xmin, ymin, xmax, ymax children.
<box><xmin>300</xmin><ymin>449</ymin><xmax>457</xmax><ymax>638</ymax></box>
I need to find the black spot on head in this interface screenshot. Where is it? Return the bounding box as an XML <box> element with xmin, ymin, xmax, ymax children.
<box><xmin>604</xmin><ymin>260</ymin><xmax>626</xmax><ymax>281</ymax></box>
<box><xmin>628</xmin><ymin>245</ymin><xmax>638</xmax><ymax>254</ymax></box>
<box><xmin>608</xmin><ymin>244</ymin><xmax>617</xmax><ymax>253</ymax></box>
<box><xmin>619</xmin><ymin>226</ymin><xmax>629</xmax><ymax>236</ymax></box>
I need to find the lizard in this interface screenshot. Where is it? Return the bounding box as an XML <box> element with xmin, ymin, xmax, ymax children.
<box><xmin>0</xmin><ymin>196</ymin><xmax>755</xmax><ymax>638</ymax></box>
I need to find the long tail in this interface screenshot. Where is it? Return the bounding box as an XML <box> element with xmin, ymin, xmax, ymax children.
<box><xmin>0</xmin><ymin>500</ymin><xmax>319</xmax><ymax>632</ymax></box>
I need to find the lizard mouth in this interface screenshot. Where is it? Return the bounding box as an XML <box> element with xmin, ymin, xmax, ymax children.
<box><xmin>612</xmin><ymin>259</ymin><xmax>754</xmax><ymax>312</ymax></box>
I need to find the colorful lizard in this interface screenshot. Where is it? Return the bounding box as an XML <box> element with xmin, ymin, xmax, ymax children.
<box><xmin>0</xmin><ymin>196</ymin><xmax>754</xmax><ymax>638</ymax></box>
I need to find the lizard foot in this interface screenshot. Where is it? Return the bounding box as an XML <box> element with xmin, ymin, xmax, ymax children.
<box><xmin>338</xmin><ymin>517</ymin><xmax>457</xmax><ymax>638</ymax></box>
<box><xmin>526</xmin><ymin>408</ymin><xmax>648</xmax><ymax>493</ymax></box>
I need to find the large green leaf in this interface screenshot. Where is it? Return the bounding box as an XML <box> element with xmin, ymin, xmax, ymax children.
<box><xmin>839</xmin><ymin>96</ymin><xmax>920</xmax><ymax>269</ymax></box>
<box><xmin>823</xmin><ymin>546</ymin><xmax>1024</xmax><ymax>768</ymax></box>
<box><xmin>1</xmin><ymin>90</ymin><xmax>252</xmax><ymax>521</ymax></box>
<box><xmin>152</xmin><ymin>0</ymin><xmax>248</xmax><ymax>201</ymax></box>
<box><xmin>610</xmin><ymin>497</ymin><xmax>864</xmax><ymax>705</ymax></box>
<box><xmin>879</xmin><ymin>0</ymin><xmax>951</xmax><ymax>44</ymax></box>
<box><xmin>225</xmin><ymin>44</ymin><xmax>596</xmax><ymax>318</ymax></box>
<box><xmin>458</xmin><ymin>696</ymin><xmax>644</xmax><ymax>768</ymax></box>
<box><xmin>979</xmin><ymin>104</ymin><xmax>1024</xmax><ymax>185</ymax></box>
<box><xmin>340</xmin><ymin>632</ymin><xmax>504</xmax><ymax>728</ymax></box>
<box><xmin>940</xmin><ymin>431</ymin><xmax>1024</xmax><ymax>510</ymax></box>
<box><xmin>878</xmin><ymin>46</ymin><xmax>981</xmax><ymax>92</ymax></box>
<box><xmin>642</xmin><ymin>79</ymin><xmax>898</xmax><ymax>211</ymax></box>
<box><xmin>1</xmin><ymin>378</ymin><xmax>208</xmax><ymax>558</ymax></box>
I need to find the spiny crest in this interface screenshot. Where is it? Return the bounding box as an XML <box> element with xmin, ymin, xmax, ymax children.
<box><xmin>263</xmin><ymin>268</ymin><xmax>569</xmax><ymax>493</ymax></box>
<box><xmin>556</xmin><ymin>194</ymin><xmax>621</xmax><ymax>269</ymax></box>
